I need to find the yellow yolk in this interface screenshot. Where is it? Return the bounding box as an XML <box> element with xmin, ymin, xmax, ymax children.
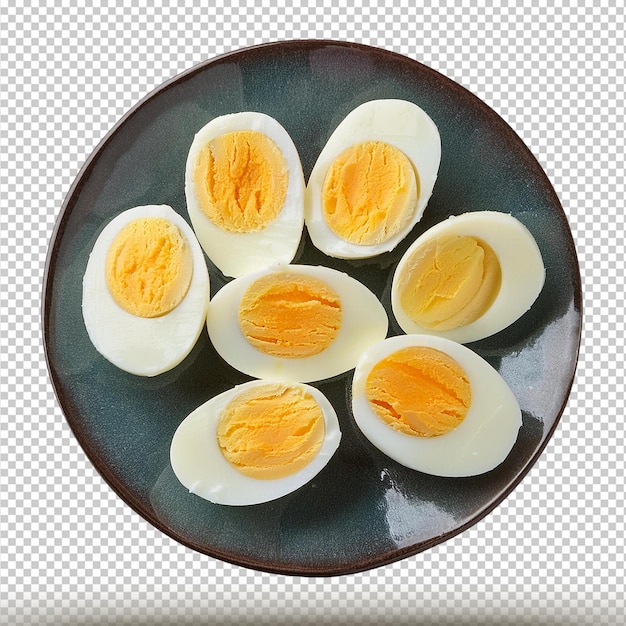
<box><xmin>365</xmin><ymin>346</ymin><xmax>471</xmax><ymax>437</ymax></box>
<box><xmin>217</xmin><ymin>383</ymin><xmax>326</xmax><ymax>479</ymax></box>
<box><xmin>321</xmin><ymin>140</ymin><xmax>419</xmax><ymax>246</ymax></box>
<box><xmin>105</xmin><ymin>217</ymin><xmax>193</xmax><ymax>318</ymax></box>
<box><xmin>238</xmin><ymin>273</ymin><xmax>342</xmax><ymax>358</ymax></box>
<box><xmin>193</xmin><ymin>130</ymin><xmax>288</xmax><ymax>233</ymax></box>
<box><xmin>398</xmin><ymin>235</ymin><xmax>502</xmax><ymax>330</ymax></box>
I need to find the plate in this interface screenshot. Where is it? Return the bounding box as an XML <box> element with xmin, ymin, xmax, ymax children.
<box><xmin>43</xmin><ymin>40</ymin><xmax>581</xmax><ymax>576</ymax></box>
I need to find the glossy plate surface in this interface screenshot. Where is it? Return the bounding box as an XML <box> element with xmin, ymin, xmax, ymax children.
<box><xmin>43</xmin><ymin>40</ymin><xmax>581</xmax><ymax>576</ymax></box>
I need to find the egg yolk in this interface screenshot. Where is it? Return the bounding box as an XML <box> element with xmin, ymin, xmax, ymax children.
<box><xmin>193</xmin><ymin>130</ymin><xmax>288</xmax><ymax>233</ymax></box>
<box><xmin>217</xmin><ymin>383</ymin><xmax>326</xmax><ymax>479</ymax></box>
<box><xmin>321</xmin><ymin>140</ymin><xmax>419</xmax><ymax>246</ymax></box>
<box><xmin>105</xmin><ymin>217</ymin><xmax>193</xmax><ymax>318</ymax></box>
<box><xmin>398</xmin><ymin>234</ymin><xmax>502</xmax><ymax>330</ymax></box>
<box><xmin>365</xmin><ymin>346</ymin><xmax>471</xmax><ymax>437</ymax></box>
<box><xmin>238</xmin><ymin>272</ymin><xmax>342</xmax><ymax>358</ymax></box>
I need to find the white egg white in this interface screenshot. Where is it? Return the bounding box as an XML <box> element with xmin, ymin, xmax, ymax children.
<box><xmin>305</xmin><ymin>99</ymin><xmax>441</xmax><ymax>259</ymax></box>
<box><xmin>206</xmin><ymin>264</ymin><xmax>389</xmax><ymax>383</ymax></box>
<box><xmin>391</xmin><ymin>211</ymin><xmax>546</xmax><ymax>343</ymax></box>
<box><xmin>351</xmin><ymin>334</ymin><xmax>522</xmax><ymax>477</ymax></box>
<box><xmin>185</xmin><ymin>112</ymin><xmax>305</xmax><ymax>278</ymax></box>
<box><xmin>82</xmin><ymin>204</ymin><xmax>210</xmax><ymax>377</ymax></box>
<box><xmin>170</xmin><ymin>380</ymin><xmax>342</xmax><ymax>506</ymax></box>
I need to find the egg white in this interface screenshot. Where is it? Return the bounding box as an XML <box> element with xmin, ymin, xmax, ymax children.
<box><xmin>351</xmin><ymin>334</ymin><xmax>522</xmax><ymax>477</ymax></box>
<box><xmin>170</xmin><ymin>380</ymin><xmax>342</xmax><ymax>506</ymax></box>
<box><xmin>185</xmin><ymin>112</ymin><xmax>305</xmax><ymax>278</ymax></box>
<box><xmin>391</xmin><ymin>211</ymin><xmax>546</xmax><ymax>343</ymax></box>
<box><xmin>305</xmin><ymin>99</ymin><xmax>441</xmax><ymax>259</ymax></box>
<box><xmin>82</xmin><ymin>204</ymin><xmax>210</xmax><ymax>377</ymax></box>
<box><xmin>206</xmin><ymin>264</ymin><xmax>389</xmax><ymax>383</ymax></box>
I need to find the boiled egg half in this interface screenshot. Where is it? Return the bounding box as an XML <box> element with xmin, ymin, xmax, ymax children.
<box><xmin>170</xmin><ymin>380</ymin><xmax>341</xmax><ymax>506</ymax></box>
<box><xmin>391</xmin><ymin>211</ymin><xmax>545</xmax><ymax>343</ymax></box>
<box><xmin>351</xmin><ymin>334</ymin><xmax>522</xmax><ymax>477</ymax></box>
<box><xmin>206</xmin><ymin>264</ymin><xmax>388</xmax><ymax>383</ymax></box>
<box><xmin>305</xmin><ymin>99</ymin><xmax>441</xmax><ymax>259</ymax></box>
<box><xmin>82</xmin><ymin>204</ymin><xmax>210</xmax><ymax>376</ymax></box>
<box><xmin>185</xmin><ymin>112</ymin><xmax>305</xmax><ymax>278</ymax></box>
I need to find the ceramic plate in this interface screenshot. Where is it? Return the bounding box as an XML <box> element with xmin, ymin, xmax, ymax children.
<box><xmin>43</xmin><ymin>40</ymin><xmax>581</xmax><ymax>576</ymax></box>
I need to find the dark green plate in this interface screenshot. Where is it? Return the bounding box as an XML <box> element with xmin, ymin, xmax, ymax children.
<box><xmin>43</xmin><ymin>40</ymin><xmax>581</xmax><ymax>576</ymax></box>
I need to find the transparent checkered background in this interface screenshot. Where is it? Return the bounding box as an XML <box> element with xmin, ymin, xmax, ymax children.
<box><xmin>1</xmin><ymin>0</ymin><xmax>623</xmax><ymax>623</ymax></box>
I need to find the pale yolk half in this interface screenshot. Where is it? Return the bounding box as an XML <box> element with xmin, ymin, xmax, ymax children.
<box><xmin>238</xmin><ymin>273</ymin><xmax>342</xmax><ymax>358</ymax></box>
<box><xmin>365</xmin><ymin>346</ymin><xmax>471</xmax><ymax>437</ymax></box>
<box><xmin>105</xmin><ymin>217</ymin><xmax>193</xmax><ymax>318</ymax></box>
<box><xmin>193</xmin><ymin>130</ymin><xmax>289</xmax><ymax>233</ymax></box>
<box><xmin>398</xmin><ymin>235</ymin><xmax>502</xmax><ymax>330</ymax></box>
<box><xmin>217</xmin><ymin>383</ymin><xmax>326</xmax><ymax>479</ymax></box>
<box><xmin>321</xmin><ymin>140</ymin><xmax>419</xmax><ymax>246</ymax></box>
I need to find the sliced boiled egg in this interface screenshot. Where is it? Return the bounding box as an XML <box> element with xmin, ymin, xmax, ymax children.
<box><xmin>82</xmin><ymin>204</ymin><xmax>210</xmax><ymax>376</ymax></box>
<box><xmin>391</xmin><ymin>211</ymin><xmax>545</xmax><ymax>343</ymax></box>
<box><xmin>305</xmin><ymin>99</ymin><xmax>441</xmax><ymax>259</ymax></box>
<box><xmin>170</xmin><ymin>380</ymin><xmax>341</xmax><ymax>506</ymax></box>
<box><xmin>185</xmin><ymin>112</ymin><xmax>305</xmax><ymax>278</ymax></box>
<box><xmin>351</xmin><ymin>334</ymin><xmax>522</xmax><ymax>477</ymax></box>
<box><xmin>206</xmin><ymin>264</ymin><xmax>388</xmax><ymax>383</ymax></box>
